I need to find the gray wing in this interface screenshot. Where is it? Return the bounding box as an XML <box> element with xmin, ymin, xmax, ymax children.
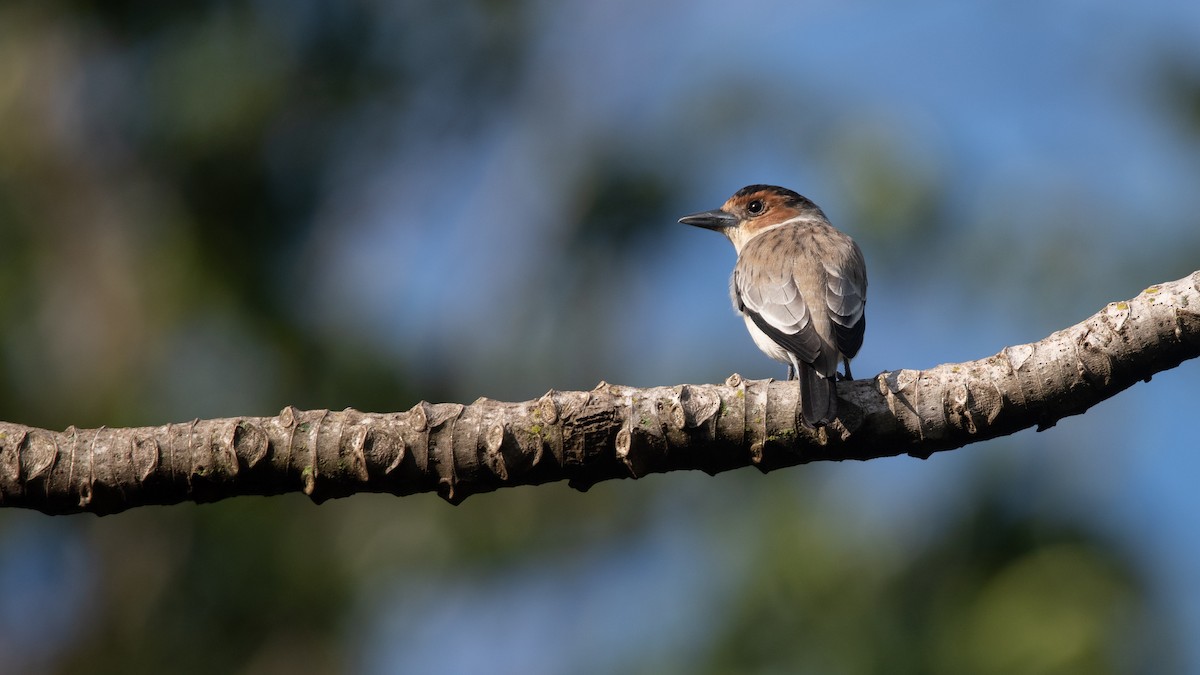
<box><xmin>732</xmin><ymin>242</ymin><xmax>825</xmax><ymax>368</ymax></box>
<box><xmin>824</xmin><ymin>238</ymin><xmax>867</xmax><ymax>359</ymax></box>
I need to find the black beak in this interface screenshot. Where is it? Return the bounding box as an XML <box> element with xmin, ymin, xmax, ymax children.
<box><xmin>679</xmin><ymin>208</ymin><xmax>737</xmax><ymax>231</ymax></box>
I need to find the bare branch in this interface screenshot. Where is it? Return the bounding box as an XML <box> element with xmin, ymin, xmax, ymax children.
<box><xmin>2</xmin><ymin>271</ymin><xmax>1197</xmax><ymax>516</ymax></box>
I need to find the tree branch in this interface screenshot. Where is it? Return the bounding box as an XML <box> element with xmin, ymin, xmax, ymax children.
<box><xmin>2</xmin><ymin>271</ymin><xmax>1198</xmax><ymax>516</ymax></box>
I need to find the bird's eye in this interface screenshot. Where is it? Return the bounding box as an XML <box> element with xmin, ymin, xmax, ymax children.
<box><xmin>747</xmin><ymin>200</ymin><xmax>765</xmax><ymax>215</ymax></box>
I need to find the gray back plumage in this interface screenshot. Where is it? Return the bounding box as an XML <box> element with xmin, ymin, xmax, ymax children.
<box><xmin>731</xmin><ymin>221</ymin><xmax>866</xmax><ymax>379</ymax></box>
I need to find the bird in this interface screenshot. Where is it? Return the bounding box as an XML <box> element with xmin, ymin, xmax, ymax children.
<box><xmin>680</xmin><ymin>185</ymin><xmax>867</xmax><ymax>428</ymax></box>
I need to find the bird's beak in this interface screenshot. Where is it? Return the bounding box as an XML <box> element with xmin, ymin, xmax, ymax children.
<box><xmin>679</xmin><ymin>209</ymin><xmax>737</xmax><ymax>231</ymax></box>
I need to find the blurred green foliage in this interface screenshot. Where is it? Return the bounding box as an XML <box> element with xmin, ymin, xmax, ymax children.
<box><xmin>704</xmin><ymin>488</ymin><xmax>1159</xmax><ymax>675</ymax></box>
<box><xmin>0</xmin><ymin>1</ymin><xmax>1188</xmax><ymax>674</ymax></box>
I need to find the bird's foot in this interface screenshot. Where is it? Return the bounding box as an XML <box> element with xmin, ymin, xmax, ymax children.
<box><xmin>838</xmin><ymin>358</ymin><xmax>854</xmax><ymax>382</ymax></box>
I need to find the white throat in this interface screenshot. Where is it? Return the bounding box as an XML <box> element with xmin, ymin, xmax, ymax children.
<box><xmin>727</xmin><ymin>214</ymin><xmax>825</xmax><ymax>254</ymax></box>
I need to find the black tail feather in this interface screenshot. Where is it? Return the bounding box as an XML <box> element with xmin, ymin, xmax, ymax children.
<box><xmin>797</xmin><ymin>362</ymin><xmax>838</xmax><ymax>428</ymax></box>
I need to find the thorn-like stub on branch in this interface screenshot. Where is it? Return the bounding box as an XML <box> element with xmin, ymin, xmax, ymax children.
<box><xmin>339</xmin><ymin>432</ymin><xmax>370</xmax><ymax>484</ymax></box>
<box><xmin>0</xmin><ymin>429</ymin><xmax>24</xmax><ymax>483</ymax></box>
<box><xmin>279</xmin><ymin>406</ymin><xmax>297</xmax><ymax>427</ymax></box>
<box><xmin>132</xmin><ymin>436</ymin><xmax>160</xmax><ymax>481</ymax></box>
<box><xmin>950</xmin><ymin>382</ymin><xmax>969</xmax><ymax>407</ymax></box>
<box><xmin>437</xmin><ymin>478</ymin><xmax>460</xmax><ymax>504</ymax></box>
<box><xmin>217</xmin><ymin>435</ymin><xmax>241</xmax><ymax>479</ymax></box>
<box><xmin>23</xmin><ymin>430</ymin><xmax>56</xmax><ymax>481</ymax></box>
<box><xmin>895</xmin><ymin>369</ymin><xmax>920</xmax><ymax>392</ymax></box>
<box><xmin>666</xmin><ymin>397</ymin><xmax>686</xmax><ymax>430</ymax></box>
<box><xmin>340</xmin><ymin>425</ymin><xmax>372</xmax><ymax>479</ymax></box>
<box><xmin>410</xmin><ymin>401</ymin><xmax>430</xmax><ymax>431</ymax></box>
<box><xmin>615</xmin><ymin>427</ymin><xmax>640</xmax><ymax>477</ymax></box>
<box><xmin>380</xmin><ymin>429</ymin><xmax>407</xmax><ymax>475</ymax></box>
<box><xmin>725</xmin><ymin>373</ymin><xmax>743</xmax><ymax>387</ymax></box>
<box><xmin>301</xmin><ymin>465</ymin><xmax>316</xmax><ymax>495</ymax></box>
<box><xmin>675</xmin><ymin>384</ymin><xmax>721</xmax><ymax>429</ymax></box>
<box><xmin>592</xmin><ymin>380</ymin><xmax>609</xmax><ymax>391</ymax></box>
<box><xmin>749</xmin><ymin>440</ymin><xmax>764</xmax><ymax>465</ymax></box>
<box><xmin>1005</xmin><ymin>344</ymin><xmax>1034</xmax><ymax>372</ymax></box>
<box><xmin>948</xmin><ymin>383</ymin><xmax>977</xmax><ymax>434</ymax></box>
<box><xmin>485</xmin><ymin>423</ymin><xmax>505</xmax><ymax>455</ymax></box>
<box><xmin>676</xmin><ymin>385</ymin><xmax>696</xmax><ymax>425</ymax></box>
<box><xmin>343</xmin><ymin>424</ymin><xmax>366</xmax><ymax>455</ymax></box>
<box><xmin>537</xmin><ymin>392</ymin><xmax>559</xmax><ymax>424</ymax></box>
<box><xmin>78</xmin><ymin>481</ymin><xmax>93</xmax><ymax>508</ymax></box>
<box><xmin>874</xmin><ymin>372</ymin><xmax>890</xmax><ymax>396</ymax></box>
<box><xmin>426</xmin><ymin>403</ymin><xmax>464</xmax><ymax>429</ymax></box>
<box><xmin>615</xmin><ymin>426</ymin><xmax>631</xmax><ymax>456</ymax></box>
<box><xmin>1036</xmin><ymin>417</ymin><xmax>1058</xmax><ymax>432</ymax></box>
<box><xmin>880</xmin><ymin>370</ymin><xmax>909</xmax><ymax>397</ymax></box>
<box><xmin>484</xmin><ymin>423</ymin><xmax>509</xmax><ymax>481</ymax></box>
<box><xmin>232</xmin><ymin>421</ymin><xmax>270</xmax><ymax>468</ymax></box>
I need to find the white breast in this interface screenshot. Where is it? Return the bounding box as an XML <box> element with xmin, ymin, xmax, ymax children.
<box><xmin>741</xmin><ymin>313</ymin><xmax>794</xmax><ymax>365</ymax></box>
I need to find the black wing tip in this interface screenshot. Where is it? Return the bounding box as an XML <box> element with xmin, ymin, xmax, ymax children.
<box><xmin>834</xmin><ymin>314</ymin><xmax>866</xmax><ymax>361</ymax></box>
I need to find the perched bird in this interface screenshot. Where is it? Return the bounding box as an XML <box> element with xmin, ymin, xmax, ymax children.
<box><xmin>680</xmin><ymin>185</ymin><xmax>867</xmax><ymax>428</ymax></box>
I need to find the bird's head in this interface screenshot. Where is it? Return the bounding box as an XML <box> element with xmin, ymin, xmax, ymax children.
<box><xmin>679</xmin><ymin>184</ymin><xmax>827</xmax><ymax>253</ymax></box>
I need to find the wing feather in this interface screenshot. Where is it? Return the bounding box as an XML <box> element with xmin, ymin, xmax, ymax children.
<box><xmin>732</xmin><ymin>236</ymin><xmax>824</xmax><ymax>367</ymax></box>
<box><xmin>823</xmin><ymin>241</ymin><xmax>867</xmax><ymax>359</ymax></box>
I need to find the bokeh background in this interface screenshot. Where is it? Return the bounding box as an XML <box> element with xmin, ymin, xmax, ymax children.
<box><xmin>1</xmin><ymin>1</ymin><xmax>1199</xmax><ymax>673</ymax></box>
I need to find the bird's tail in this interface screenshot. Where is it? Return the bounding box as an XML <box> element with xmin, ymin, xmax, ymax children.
<box><xmin>797</xmin><ymin>361</ymin><xmax>838</xmax><ymax>428</ymax></box>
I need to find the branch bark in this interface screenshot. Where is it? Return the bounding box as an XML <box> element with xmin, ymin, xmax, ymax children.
<box><xmin>2</xmin><ymin>271</ymin><xmax>1198</xmax><ymax>516</ymax></box>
